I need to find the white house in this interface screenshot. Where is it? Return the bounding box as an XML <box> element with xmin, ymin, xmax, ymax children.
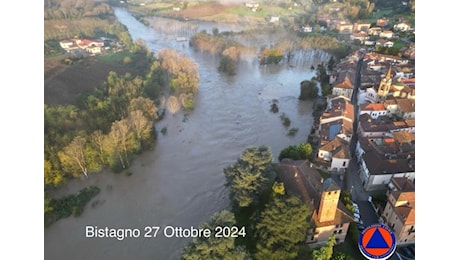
<box><xmin>393</xmin><ymin>22</ymin><xmax>411</xmax><ymax>32</ymax></box>
<box><xmin>359</xmin><ymin>103</ymin><xmax>388</xmax><ymax>119</ymax></box>
<box><xmin>317</xmin><ymin>136</ymin><xmax>351</xmax><ymax>173</ymax></box>
<box><xmin>379</xmin><ymin>30</ymin><xmax>394</xmax><ymax>39</ymax></box>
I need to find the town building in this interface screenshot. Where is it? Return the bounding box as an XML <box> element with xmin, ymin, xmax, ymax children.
<box><xmin>275</xmin><ymin>159</ymin><xmax>354</xmax><ymax>247</ymax></box>
<box><xmin>318</xmin><ymin>96</ymin><xmax>354</xmax><ymax>146</ymax></box>
<box><xmin>381</xmin><ymin>177</ymin><xmax>415</xmax><ymax>244</ymax></box>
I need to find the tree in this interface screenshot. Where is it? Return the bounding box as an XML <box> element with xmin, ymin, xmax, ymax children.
<box><xmin>254</xmin><ymin>194</ymin><xmax>310</xmax><ymax>260</ymax></box>
<box><xmin>312</xmin><ymin>234</ymin><xmax>336</xmax><ymax>260</ymax></box>
<box><xmin>128</xmin><ymin>96</ymin><xmax>159</xmax><ymax>121</ymax></box>
<box><xmin>218</xmin><ymin>55</ymin><xmax>237</xmax><ymax>76</ymax></box>
<box><xmin>166</xmin><ymin>95</ymin><xmax>181</xmax><ymax>115</ymax></box>
<box><xmin>223</xmin><ymin>146</ymin><xmax>274</xmax><ymax>208</ymax></box>
<box><xmin>58</xmin><ymin>136</ymin><xmax>90</xmax><ymax>178</ymax></box>
<box><xmin>181</xmin><ymin>210</ymin><xmax>249</xmax><ymax>260</ymax></box>
<box><xmin>299</xmin><ymin>80</ymin><xmax>318</xmax><ymax>100</ymax></box>
<box><xmin>44</xmin><ymin>159</ymin><xmax>65</xmax><ymax>187</ymax></box>
<box><xmin>107</xmin><ymin>119</ymin><xmax>136</xmax><ymax>170</ymax></box>
<box><xmin>128</xmin><ymin>110</ymin><xmax>152</xmax><ymax>143</ymax></box>
<box><xmin>278</xmin><ymin>143</ymin><xmax>312</xmax><ymax>161</ymax></box>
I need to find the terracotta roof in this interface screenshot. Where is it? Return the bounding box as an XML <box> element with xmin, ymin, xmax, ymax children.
<box><xmin>360</xmin><ymin>103</ymin><xmax>386</xmax><ymax>111</ymax></box>
<box><xmin>319</xmin><ymin>137</ymin><xmax>351</xmax><ymax>159</ymax></box>
<box><xmin>275</xmin><ymin>159</ymin><xmax>354</xmax><ymax>227</ymax></box>
<box><xmin>392</xmin><ymin>131</ymin><xmax>415</xmax><ymax>145</ymax></box>
<box><xmin>396</xmin><ymin>98</ymin><xmax>415</xmax><ymax>113</ymax></box>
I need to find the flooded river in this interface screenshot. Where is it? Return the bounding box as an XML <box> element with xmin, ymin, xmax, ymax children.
<box><xmin>44</xmin><ymin>8</ymin><xmax>331</xmax><ymax>260</ymax></box>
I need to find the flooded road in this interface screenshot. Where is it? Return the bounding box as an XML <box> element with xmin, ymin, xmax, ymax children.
<box><xmin>44</xmin><ymin>8</ymin><xmax>331</xmax><ymax>260</ymax></box>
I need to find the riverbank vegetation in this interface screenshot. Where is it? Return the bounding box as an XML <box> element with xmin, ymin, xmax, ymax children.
<box><xmin>45</xmin><ymin>42</ymin><xmax>200</xmax><ymax>226</ymax></box>
<box><xmin>182</xmin><ymin>146</ymin><xmax>355</xmax><ymax>259</ymax></box>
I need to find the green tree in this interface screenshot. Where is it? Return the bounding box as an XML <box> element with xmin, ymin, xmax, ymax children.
<box><xmin>181</xmin><ymin>210</ymin><xmax>249</xmax><ymax>260</ymax></box>
<box><xmin>312</xmin><ymin>234</ymin><xmax>336</xmax><ymax>260</ymax></box>
<box><xmin>218</xmin><ymin>55</ymin><xmax>237</xmax><ymax>76</ymax></box>
<box><xmin>278</xmin><ymin>143</ymin><xmax>312</xmax><ymax>161</ymax></box>
<box><xmin>223</xmin><ymin>146</ymin><xmax>274</xmax><ymax>208</ymax></box>
<box><xmin>299</xmin><ymin>80</ymin><xmax>318</xmax><ymax>100</ymax></box>
<box><xmin>254</xmin><ymin>194</ymin><xmax>310</xmax><ymax>260</ymax></box>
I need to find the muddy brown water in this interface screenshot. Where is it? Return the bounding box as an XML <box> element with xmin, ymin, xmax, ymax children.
<box><xmin>44</xmin><ymin>8</ymin><xmax>331</xmax><ymax>260</ymax></box>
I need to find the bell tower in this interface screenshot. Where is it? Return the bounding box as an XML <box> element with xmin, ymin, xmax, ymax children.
<box><xmin>377</xmin><ymin>66</ymin><xmax>392</xmax><ymax>102</ymax></box>
<box><xmin>318</xmin><ymin>178</ymin><xmax>341</xmax><ymax>223</ymax></box>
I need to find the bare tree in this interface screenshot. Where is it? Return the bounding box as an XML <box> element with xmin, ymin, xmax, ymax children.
<box><xmin>128</xmin><ymin>110</ymin><xmax>152</xmax><ymax>141</ymax></box>
<box><xmin>90</xmin><ymin>130</ymin><xmax>106</xmax><ymax>164</ymax></box>
<box><xmin>167</xmin><ymin>96</ymin><xmax>181</xmax><ymax>115</ymax></box>
<box><xmin>58</xmin><ymin>136</ymin><xmax>89</xmax><ymax>178</ymax></box>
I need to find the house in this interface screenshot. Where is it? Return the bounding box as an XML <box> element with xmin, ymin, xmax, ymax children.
<box><xmin>350</xmin><ymin>32</ymin><xmax>369</xmax><ymax>43</ymax></box>
<box><xmin>383</xmin><ymin>41</ymin><xmax>394</xmax><ymax>48</ymax></box>
<box><xmin>381</xmin><ymin>177</ymin><xmax>415</xmax><ymax>245</ymax></box>
<box><xmin>317</xmin><ymin>135</ymin><xmax>351</xmax><ymax>173</ymax></box>
<box><xmin>393</xmin><ymin>22</ymin><xmax>411</xmax><ymax>32</ymax></box>
<box><xmin>394</xmin><ymin>98</ymin><xmax>415</xmax><ymax>119</ymax></box>
<box><xmin>269</xmin><ymin>16</ymin><xmax>280</xmax><ymax>23</ymax></box>
<box><xmin>353</xmin><ymin>22</ymin><xmax>371</xmax><ymax>32</ymax></box>
<box><xmin>375</xmin><ymin>39</ymin><xmax>393</xmax><ymax>48</ymax></box>
<box><xmin>354</xmin><ymin>130</ymin><xmax>415</xmax><ymax>191</ymax></box>
<box><xmin>59</xmin><ymin>40</ymin><xmax>76</xmax><ymax>50</ymax></box>
<box><xmin>359</xmin><ymin>103</ymin><xmax>388</xmax><ymax>119</ymax></box>
<box><xmin>318</xmin><ymin>96</ymin><xmax>354</xmax><ymax>145</ymax></box>
<box><xmin>379</xmin><ymin>30</ymin><xmax>394</xmax><ymax>39</ymax></box>
<box><xmin>367</xmin><ymin>27</ymin><xmax>382</xmax><ymax>36</ymax></box>
<box><xmin>275</xmin><ymin>159</ymin><xmax>354</xmax><ymax>247</ymax></box>
<box><xmin>331</xmin><ymin>72</ymin><xmax>355</xmax><ymax>99</ymax></box>
<box><xmin>356</xmin><ymin>114</ymin><xmax>415</xmax><ymax>138</ymax></box>
<box><xmin>337</xmin><ymin>23</ymin><xmax>353</xmax><ymax>34</ymax></box>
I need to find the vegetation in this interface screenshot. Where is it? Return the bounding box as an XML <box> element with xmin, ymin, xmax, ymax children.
<box><xmin>279</xmin><ymin>113</ymin><xmax>291</xmax><ymax>127</ymax></box>
<box><xmin>253</xmin><ymin>193</ymin><xmax>310</xmax><ymax>259</ymax></box>
<box><xmin>181</xmin><ymin>210</ymin><xmax>249</xmax><ymax>260</ymax></box>
<box><xmin>259</xmin><ymin>48</ymin><xmax>284</xmax><ymax>65</ymax></box>
<box><xmin>299</xmin><ymin>80</ymin><xmax>319</xmax><ymax>100</ymax></box>
<box><xmin>223</xmin><ymin>146</ymin><xmax>275</xmax><ymax>209</ymax></box>
<box><xmin>278</xmin><ymin>143</ymin><xmax>313</xmax><ymax>161</ymax></box>
<box><xmin>45</xmin><ymin>41</ymin><xmax>200</xmax><ymax>226</ymax></box>
<box><xmin>45</xmin><ymin>186</ymin><xmax>100</xmax><ymax>227</ymax></box>
<box><xmin>312</xmin><ymin>234</ymin><xmax>335</xmax><ymax>260</ymax></box>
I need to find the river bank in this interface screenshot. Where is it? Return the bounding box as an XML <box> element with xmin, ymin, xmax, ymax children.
<box><xmin>44</xmin><ymin>7</ymin><xmax>331</xmax><ymax>260</ymax></box>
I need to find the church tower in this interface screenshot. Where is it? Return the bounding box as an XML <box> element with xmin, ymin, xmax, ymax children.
<box><xmin>376</xmin><ymin>66</ymin><xmax>392</xmax><ymax>102</ymax></box>
<box><xmin>317</xmin><ymin>178</ymin><xmax>341</xmax><ymax>223</ymax></box>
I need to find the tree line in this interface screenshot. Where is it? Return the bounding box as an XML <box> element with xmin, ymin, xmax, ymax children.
<box><xmin>45</xmin><ymin>45</ymin><xmax>200</xmax><ymax>223</ymax></box>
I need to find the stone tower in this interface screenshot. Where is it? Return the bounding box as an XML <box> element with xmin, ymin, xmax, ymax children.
<box><xmin>317</xmin><ymin>178</ymin><xmax>341</xmax><ymax>223</ymax></box>
<box><xmin>377</xmin><ymin>66</ymin><xmax>392</xmax><ymax>102</ymax></box>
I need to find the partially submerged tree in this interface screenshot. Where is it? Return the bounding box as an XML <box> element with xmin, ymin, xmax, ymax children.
<box><xmin>223</xmin><ymin>146</ymin><xmax>274</xmax><ymax>209</ymax></box>
<box><xmin>181</xmin><ymin>210</ymin><xmax>249</xmax><ymax>260</ymax></box>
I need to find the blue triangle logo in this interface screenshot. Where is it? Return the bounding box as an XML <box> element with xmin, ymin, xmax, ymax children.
<box><xmin>365</xmin><ymin>228</ymin><xmax>389</xmax><ymax>248</ymax></box>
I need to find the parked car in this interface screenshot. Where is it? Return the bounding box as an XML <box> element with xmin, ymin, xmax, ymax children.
<box><xmin>354</xmin><ymin>206</ymin><xmax>360</xmax><ymax>214</ymax></box>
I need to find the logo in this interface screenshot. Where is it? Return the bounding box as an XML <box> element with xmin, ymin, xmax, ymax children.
<box><xmin>358</xmin><ymin>224</ymin><xmax>396</xmax><ymax>260</ymax></box>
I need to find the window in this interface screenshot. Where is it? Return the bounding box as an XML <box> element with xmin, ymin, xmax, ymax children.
<box><xmin>338</xmin><ymin>229</ymin><xmax>343</xmax><ymax>234</ymax></box>
<box><xmin>343</xmin><ymin>161</ymin><xmax>346</xmax><ymax>167</ymax></box>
